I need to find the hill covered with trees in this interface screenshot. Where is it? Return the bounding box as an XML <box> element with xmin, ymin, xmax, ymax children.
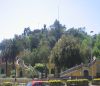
<box><xmin>0</xmin><ymin>20</ymin><xmax>100</xmax><ymax>77</ymax></box>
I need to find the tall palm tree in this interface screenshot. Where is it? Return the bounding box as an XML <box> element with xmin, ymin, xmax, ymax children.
<box><xmin>0</xmin><ymin>39</ymin><xmax>11</xmax><ymax>76</ymax></box>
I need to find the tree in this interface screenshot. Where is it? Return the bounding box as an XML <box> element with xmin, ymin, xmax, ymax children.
<box><xmin>93</xmin><ymin>34</ymin><xmax>100</xmax><ymax>58</ymax></box>
<box><xmin>34</xmin><ymin>63</ymin><xmax>46</xmax><ymax>78</ymax></box>
<box><xmin>50</xmin><ymin>35</ymin><xmax>83</xmax><ymax>77</ymax></box>
<box><xmin>21</xmin><ymin>49</ymin><xmax>39</xmax><ymax>66</ymax></box>
<box><xmin>38</xmin><ymin>39</ymin><xmax>50</xmax><ymax>63</ymax></box>
<box><xmin>50</xmin><ymin>20</ymin><xmax>66</xmax><ymax>41</ymax></box>
<box><xmin>14</xmin><ymin>35</ymin><xmax>25</xmax><ymax>51</ymax></box>
<box><xmin>66</xmin><ymin>27</ymin><xmax>88</xmax><ymax>42</ymax></box>
<box><xmin>29</xmin><ymin>33</ymin><xmax>40</xmax><ymax>51</ymax></box>
<box><xmin>80</xmin><ymin>37</ymin><xmax>91</xmax><ymax>63</ymax></box>
<box><xmin>10</xmin><ymin>39</ymin><xmax>19</xmax><ymax>65</ymax></box>
<box><xmin>37</xmin><ymin>39</ymin><xmax>50</xmax><ymax>77</ymax></box>
<box><xmin>0</xmin><ymin>39</ymin><xmax>20</xmax><ymax>77</ymax></box>
<box><xmin>0</xmin><ymin>39</ymin><xmax>12</xmax><ymax>76</ymax></box>
<box><xmin>23</xmin><ymin>27</ymin><xmax>31</xmax><ymax>36</ymax></box>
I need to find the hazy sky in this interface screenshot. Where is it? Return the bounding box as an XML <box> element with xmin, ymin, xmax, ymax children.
<box><xmin>0</xmin><ymin>0</ymin><xmax>100</xmax><ymax>42</ymax></box>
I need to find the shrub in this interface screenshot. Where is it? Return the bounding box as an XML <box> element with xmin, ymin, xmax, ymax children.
<box><xmin>92</xmin><ymin>78</ymin><xmax>100</xmax><ymax>85</ymax></box>
<box><xmin>3</xmin><ymin>82</ymin><xmax>13</xmax><ymax>86</ymax></box>
<box><xmin>48</xmin><ymin>80</ymin><xmax>65</xmax><ymax>86</ymax></box>
<box><xmin>67</xmin><ymin>79</ymin><xmax>89</xmax><ymax>86</ymax></box>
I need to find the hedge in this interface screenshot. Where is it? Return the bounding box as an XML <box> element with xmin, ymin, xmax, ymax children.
<box><xmin>92</xmin><ymin>78</ymin><xmax>100</xmax><ymax>85</ymax></box>
<box><xmin>48</xmin><ymin>80</ymin><xmax>65</xmax><ymax>86</ymax></box>
<box><xmin>67</xmin><ymin>79</ymin><xmax>89</xmax><ymax>86</ymax></box>
<box><xmin>3</xmin><ymin>82</ymin><xmax>13</xmax><ymax>86</ymax></box>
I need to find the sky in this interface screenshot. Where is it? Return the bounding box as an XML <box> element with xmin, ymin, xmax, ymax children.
<box><xmin>0</xmin><ymin>0</ymin><xmax>100</xmax><ymax>42</ymax></box>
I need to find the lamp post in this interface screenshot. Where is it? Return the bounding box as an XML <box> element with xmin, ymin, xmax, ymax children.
<box><xmin>90</xmin><ymin>31</ymin><xmax>93</xmax><ymax>60</ymax></box>
<box><xmin>90</xmin><ymin>31</ymin><xmax>93</xmax><ymax>79</ymax></box>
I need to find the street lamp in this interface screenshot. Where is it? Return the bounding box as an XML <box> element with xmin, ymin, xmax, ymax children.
<box><xmin>90</xmin><ymin>31</ymin><xmax>94</xmax><ymax>79</ymax></box>
<box><xmin>90</xmin><ymin>31</ymin><xmax>93</xmax><ymax>61</ymax></box>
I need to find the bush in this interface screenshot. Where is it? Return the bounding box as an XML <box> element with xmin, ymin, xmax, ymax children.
<box><xmin>3</xmin><ymin>82</ymin><xmax>13</xmax><ymax>86</ymax></box>
<box><xmin>92</xmin><ymin>78</ymin><xmax>100</xmax><ymax>85</ymax></box>
<box><xmin>67</xmin><ymin>79</ymin><xmax>89</xmax><ymax>86</ymax></box>
<box><xmin>48</xmin><ymin>80</ymin><xmax>65</xmax><ymax>86</ymax></box>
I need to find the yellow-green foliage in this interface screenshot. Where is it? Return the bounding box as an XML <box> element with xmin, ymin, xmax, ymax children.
<box><xmin>3</xmin><ymin>82</ymin><xmax>13</xmax><ymax>86</ymax></box>
<box><xmin>2</xmin><ymin>82</ymin><xmax>18</xmax><ymax>86</ymax></box>
<box><xmin>67</xmin><ymin>79</ymin><xmax>89</xmax><ymax>86</ymax></box>
<box><xmin>48</xmin><ymin>80</ymin><xmax>65</xmax><ymax>86</ymax></box>
<box><xmin>92</xmin><ymin>78</ymin><xmax>100</xmax><ymax>85</ymax></box>
<box><xmin>48</xmin><ymin>79</ymin><xmax>61</xmax><ymax>83</ymax></box>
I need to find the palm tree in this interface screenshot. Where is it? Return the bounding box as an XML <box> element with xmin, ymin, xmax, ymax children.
<box><xmin>0</xmin><ymin>39</ymin><xmax>11</xmax><ymax>76</ymax></box>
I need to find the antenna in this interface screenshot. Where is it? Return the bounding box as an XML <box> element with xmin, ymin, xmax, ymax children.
<box><xmin>58</xmin><ymin>4</ymin><xmax>59</xmax><ymax>21</ymax></box>
<box><xmin>57</xmin><ymin>0</ymin><xmax>60</xmax><ymax>21</ymax></box>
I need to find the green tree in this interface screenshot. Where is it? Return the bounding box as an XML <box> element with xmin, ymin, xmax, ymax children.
<box><xmin>80</xmin><ymin>37</ymin><xmax>91</xmax><ymax>63</ymax></box>
<box><xmin>23</xmin><ymin>27</ymin><xmax>31</xmax><ymax>36</ymax></box>
<box><xmin>14</xmin><ymin>35</ymin><xmax>25</xmax><ymax>51</ymax></box>
<box><xmin>0</xmin><ymin>39</ymin><xmax>12</xmax><ymax>76</ymax></box>
<box><xmin>29</xmin><ymin>33</ymin><xmax>40</xmax><ymax>51</ymax></box>
<box><xmin>34</xmin><ymin>63</ymin><xmax>46</xmax><ymax>78</ymax></box>
<box><xmin>21</xmin><ymin>49</ymin><xmax>40</xmax><ymax>66</ymax></box>
<box><xmin>38</xmin><ymin>39</ymin><xmax>50</xmax><ymax>63</ymax></box>
<box><xmin>50</xmin><ymin>20</ymin><xmax>66</xmax><ymax>41</ymax></box>
<box><xmin>93</xmin><ymin>34</ymin><xmax>100</xmax><ymax>58</ymax></box>
<box><xmin>19</xmin><ymin>49</ymin><xmax>31</xmax><ymax>65</ymax></box>
<box><xmin>34</xmin><ymin>63</ymin><xmax>45</xmax><ymax>73</ymax></box>
<box><xmin>66</xmin><ymin>27</ymin><xmax>88</xmax><ymax>42</ymax></box>
<box><xmin>10</xmin><ymin>39</ymin><xmax>19</xmax><ymax>65</ymax></box>
<box><xmin>50</xmin><ymin>35</ymin><xmax>83</xmax><ymax>77</ymax></box>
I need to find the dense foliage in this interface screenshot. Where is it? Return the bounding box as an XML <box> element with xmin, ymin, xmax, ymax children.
<box><xmin>67</xmin><ymin>79</ymin><xmax>89</xmax><ymax>86</ymax></box>
<box><xmin>92</xmin><ymin>78</ymin><xmax>100</xmax><ymax>85</ymax></box>
<box><xmin>0</xmin><ymin>20</ymin><xmax>100</xmax><ymax>77</ymax></box>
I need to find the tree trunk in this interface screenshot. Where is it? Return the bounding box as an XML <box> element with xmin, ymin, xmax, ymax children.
<box><xmin>12</xmin><ymin>58</ymin><xmax>16</xmax><ymax>79</ymax></box>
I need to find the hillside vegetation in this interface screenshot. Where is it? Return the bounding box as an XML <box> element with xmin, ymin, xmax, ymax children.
<box><xmin>0</xmin><ymin>20</ymin><xmax>100</xmax><ymax>77</ymax></box>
